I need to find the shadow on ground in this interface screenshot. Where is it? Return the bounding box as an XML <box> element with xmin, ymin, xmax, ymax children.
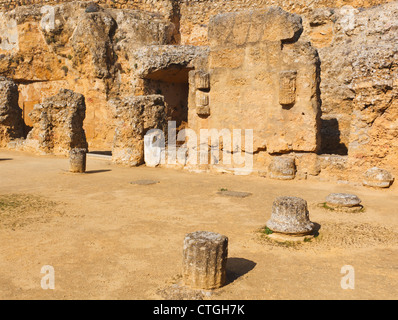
<box><xmin>226</xmin><ymin>257</ymin><xmax>256</xmax><ymax>285</ymax></box>
<box><xmin>85</xmin><ymin>169</ymin><xmax>112</xmax><ymax>174</ymax></box>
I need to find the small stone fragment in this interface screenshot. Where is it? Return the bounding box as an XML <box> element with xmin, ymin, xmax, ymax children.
<box><xmin>85</xmin><ymin>2</ymin><xmax>100</xmax><ymax>13</ymax></box>
<box><xmin>363</xmin><ymin>167</ymin><xmax>394</xmax><ymax>188</ymax></box>
<box><xmin>326</xmin><ymin>193</ymin><xmax>361</xmax><ymax>208</ymax></box>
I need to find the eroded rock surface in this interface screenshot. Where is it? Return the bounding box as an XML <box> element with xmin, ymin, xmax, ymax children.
<box><xmin>0</xmin><ymin>1</ymin><xmax>396</xmax><ymax>183</ymax></box>
<box><xmin>24</xmin><ymin>89</ymin><xmax>88</xmax><ymax>155</ymax></box>
<box><xmin>0</xmin><ymin>77</ymin><xmax>24</xmax><ymax>146</ymax></box>
<box><xmin>189</xmin><ymin>8</ymin><xmax>321</xmax><ymax>158</ymax></box>
<box><xmin>110</xmin><ymin>95</ymin><xmax>167</xmax><ymax>166</ymax></box>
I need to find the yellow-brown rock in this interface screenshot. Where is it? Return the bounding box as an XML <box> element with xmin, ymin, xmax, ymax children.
<box><xmin>0</xmin><ymin>77</ymin><xmax>24</xmax><ymax>146</ymax></box>
<box><xmin>24</xmin><ymin>89</ymin><xmax>88</xmax><ymax>155</ymax></box>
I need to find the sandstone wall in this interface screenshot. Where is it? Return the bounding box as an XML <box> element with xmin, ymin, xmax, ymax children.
<box><xmin>178</xmin><ymin>0</ymin><xmax>395</xmax><ymax>45</ymax></box>
<box><xmin>189</xmin><ymin>9</ymin><xmax>321</xmax><ymax>154</ymax></box>
<box><xmin>185</xmin><ymin>8</ymin><xmax>322</xmax><ymax>175</ymax></box>
<box><xmin>0</xmin><ymin>1</ymin><xmax>176</xmax><ymax>151</ymax></box>
<box><xmin>0</xmin><ymin>0</ymin><xmax>176</xmax><ymax>17</ymax></box>
<box><xmin>304</xmin><ymin>3</ymin><xmax>398</xmax><ymax>180</ymax></box>
<box><xmin>0</xmin><ymin>0</ymin><xmax>396</xmax><ymax>182</ymax></box>
<box><xmin>181</xmin><ymin>0</ymin><xmax>398</xmax><ymax>180</ymax></box>
<box><xmin>346</xmin><ymin>4</ymin><xmax>398</xmax><ymax>176</ymax></box>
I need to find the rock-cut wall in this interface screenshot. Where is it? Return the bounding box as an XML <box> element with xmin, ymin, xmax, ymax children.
<box><xmin>0</xmin><ymin>0</ymin><xmax>396</xmax><ymax>184</ymax></box>
<box><xmin>0</xmin><ymin>0</ymin><xmax>176</xmax><ymax>16</ymax></box>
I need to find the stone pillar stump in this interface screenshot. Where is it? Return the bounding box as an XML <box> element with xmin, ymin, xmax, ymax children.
<box><xmin>267</xmin><ymin>196</ymin><xmax>314</xmax><ymax>235</ymax></box>
<box><xmin>69</xmin><ymin>148</ymin><xmax>87</xmax><ymax>173</ymax></box>
<box><xmin>182</xmin><ymin>231</ymin><xmax>228</xmax><ymax>290</ymax></box>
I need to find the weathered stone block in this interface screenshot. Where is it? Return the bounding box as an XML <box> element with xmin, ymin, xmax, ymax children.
<box><xmin>110</xmin><ymin>95</ymin><xmax>167</xmax><ymax>167</ymax></box>
<box><xmin>209</xmin><ymin>47</ymin><xmax>245</xmax><ymax>69</ymax></box>
<box><xmin>24</xmin><ymin>89</ymin><xmax>88</xmax><ymax>155</ymax></box>
<box><xmin>195</xmin><ymin>71</ymin><xmax>210</xmax><ymax>90</ymax></box>
<box><xmin>196</xmin><ymin>91</ymin><xmax>209</xmax><ymax>107</ymax></box>
<box><xmin>325</xmin><ymin>193</ymin><xmax>361</xmax><ymax>208</ymax></box>
<box><xmin>279</xmin><ymin>70</ymin><xmax>297</xmax><ymax>106</ymax></box>
<box><xmin>182</xmin><ymin>231</ymin><xmax>228</xmax><ymax>290</ymax></box>
<box><xmin>196</xmin><ymin>106</ymin><xmax>211</xmax><ymax>117</ymax></box>
<box><xmin>363</xmin><ymin>167</ymin><xmax>394</xmax><ymax>188</ymax></box>
<box><xmin>269</xmin><ymin>157</ymin><xmax>296</xmax><ymax>180</ymax></box>
<box><xmin>295</xmin><ymin>153</ymin><xmax>321</xmax><ymax>178</ymax></box>
<box><xmin>208</xmin><ymin>8</ymin><xmax>303</xmax><ymax>47</ymax></box>
<box><xmin>199</xmin><ymin>8</ymin><xmax>321</xmax><ymax>158</ymax></box>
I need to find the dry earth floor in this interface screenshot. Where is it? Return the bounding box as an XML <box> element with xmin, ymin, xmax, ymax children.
<box><xmin>0</xmin><ymin>150</ymin><xmax>397</xmax><ymax>300</ymax></box>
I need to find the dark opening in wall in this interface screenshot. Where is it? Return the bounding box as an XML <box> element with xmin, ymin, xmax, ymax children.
<box><xmin>144</xmin><ymin>65</ymin><xmax>192</xmax><ymax>131</ymax></box>
<box><xmin>320</xmin><ymin>118</ymin><xmax>348</xmax><ymax>155</ymax></box>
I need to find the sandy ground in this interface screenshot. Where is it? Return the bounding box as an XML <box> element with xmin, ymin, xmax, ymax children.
<box><xmin>0</xmin><ymin>149</ymin><xmax>397</xmax><ymax>300</ymax></box>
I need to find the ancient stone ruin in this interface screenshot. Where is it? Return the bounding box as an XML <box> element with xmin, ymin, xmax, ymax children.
<box><xmin>269</xmin><ymin>157</ymin><xmax>296</xmax><ymax>180</ymax></box>
<box><xmin>182</xmin><ymin>231</ymin><xmax>228</xmax><ymax>290</ymax></box>
<box><xmin>325</xmin><ymin>193</ymin><xmax>363</xmax><ymax>212</ymax></box>
<box><xmin>23</xmin><ymin>89</ymin><xmax>88</xmax><ymax>155</ymax></box>
<box><xmin>0</xmin><ymin>0</ymin><xmax>395</xmax><ymax>187</ymax></box>
<box><xmin>0</xmin><ymin>77</ymin><xmax>24</xmax><ymax>147</ymax></box>
<box><xmin>110</xmin><ymin>95</ymin><xmax>167</xmax><ymax>166</ymax></box>
<box><xmin>363</xmin><ymin>167</ymin><xmax>395</xmax><ymax>188</ymax></box>
<box><xmin>266</xmin><ymin>196</ymin><xmax>316</xmax><ymax>241</ymax></box>
<box><xmin>69</xmin><ymin>147</ymin><xmax>87</xmax><ymax>173</ymax></box>
<box><xmin>199</xmin><ymin>8</ymin><xmax>321</xmax><ymax>156</ymax></box>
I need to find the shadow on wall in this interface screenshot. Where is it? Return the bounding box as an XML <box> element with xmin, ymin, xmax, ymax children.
<box><xmin>226</xmin><ymin>257</ymin><xmax>256</xmax><ymax>285</ymax></box>
<box><xmin>23</xmin><ymin>124</ymin><xmax>33</xmax><ymax>138</ymax></box>
<box><xmin>320</xmin><ymin>118</ymin><xmax>348</xmax><ymax>155</ymax></box>
<box><xmin>88</xmin><ymin>151</ymin><xmax>112</xmax><ymax>156</ymax></box>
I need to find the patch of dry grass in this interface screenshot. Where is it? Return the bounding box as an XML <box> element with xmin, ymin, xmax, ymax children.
<box><xmin>0</xmin><ymin>194</ymin><xmax>64</xmax><ymax>230</ymax></box>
